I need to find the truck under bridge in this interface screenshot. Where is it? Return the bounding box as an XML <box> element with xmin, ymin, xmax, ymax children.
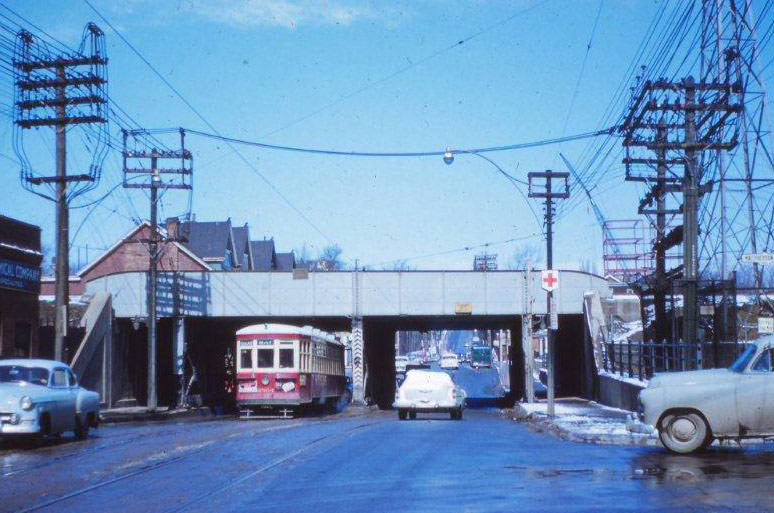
<box><xmin>84</xmin><ymin>270</ymin><xmax>610</xmax><ymax>408</ymax></box>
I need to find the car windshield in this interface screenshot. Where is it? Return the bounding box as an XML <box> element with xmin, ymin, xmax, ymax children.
<box><xmin>0</xmin><ymin>365</ymin><xmax>49</xmax><ymax>386</ymax></box>
<box><xmin>728</xmin><ymin>344</ymin><xmax>757</xmax><ymax>373</ymax></box>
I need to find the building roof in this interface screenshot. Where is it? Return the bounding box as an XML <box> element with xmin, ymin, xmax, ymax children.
<box><xmin>181</xmin><ymin>219</ymin><xmax>233</xmax><ymax>261</ymax></box>
<box><xmin>250</xmin><ymin>240</ymin><xmax>275</xmax><ymax>271</ymax></box>
<box><xmin>275</xmin><ymin>251</ymin><xmax>295</xmax><ymax>271</ymax></box>
<box><xmin>75</xmin><ymin>221</ymin><xmax>211</xmax><ymax>277</ymax></box>
<box><xmin>231</xmin><ymin>225</ymin><xmax>250</xmax><ymax>269</ymax></box>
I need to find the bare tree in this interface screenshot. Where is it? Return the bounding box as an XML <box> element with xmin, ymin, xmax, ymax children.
<box><xmin>508</xmin><ymin>245</ymin><xmax>542</xmax><ymax>270</ymax></box>
<box><xmin>579</xmin><ymin>258</ymin><xmax>600</xmax><ymax>275</ymax></box>
<box><xmin>382</xmin><ymin>259</ymin><xmax>412</xmax><ymax>271</ymax></box>
<box><xmin>317</xmin><ymin>244</ymin><xmax>344</xmax><ymax>271</ymax></box>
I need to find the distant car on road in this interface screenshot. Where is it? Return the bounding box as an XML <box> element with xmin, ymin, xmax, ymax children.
<box><xmin>395</xmin><ymin>355</ymin><xmax>409</xmax><ymax>373</ymax></box>
<box><xmin>639</xmin><ymin>336</ymin><xmax>774</xmax><ymax>454</ymax></box>
<box><xmin>394</xmin><ymin>370</ymin><xmax>466</xmax><ymax>420</ymax></box>
<box><xmin>440</xmin><ymin>353</ymin><xmax>459</xmax><ymax>370</ymax></box>
<box><xmin>0</xmin><ymin>359</ymin><xmax>100</xmax><ymax>440</ymax></box>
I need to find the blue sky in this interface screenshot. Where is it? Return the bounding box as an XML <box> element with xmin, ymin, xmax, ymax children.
<box><xmin>1</xmin><ymin>0</ymin><xmax>687</xmax><ymax>271</ymax></box>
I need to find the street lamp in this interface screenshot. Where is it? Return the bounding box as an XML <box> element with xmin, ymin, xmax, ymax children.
<box><xmin>443</xmin><ymin>147</ymin><xmax>454</xmax><ymax>165</ymax></box>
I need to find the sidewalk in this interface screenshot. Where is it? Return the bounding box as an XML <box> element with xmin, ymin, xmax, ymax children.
<box><xmin>510</xmin><ymin>397</ymin><xmax>658</xmax><ymax>446</ymax></box>
<box><xmin>100</xmin><ymin>406</ymin><xmax>215</xmax><ymax>424</ymax></box>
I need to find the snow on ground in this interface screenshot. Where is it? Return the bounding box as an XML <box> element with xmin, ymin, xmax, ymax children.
<box><xmin>598</xmin><ymin>369</ymin><xmax>648</xmax><ymax>388</ymax></box>
<box><xmin>516</xmin><ymin>399</ymin><xmax>656</xmax><ymax>443</ymax></box>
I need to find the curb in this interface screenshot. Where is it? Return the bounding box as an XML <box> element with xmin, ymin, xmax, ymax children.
<box><xmin>510</xmin><ymin>405</ymin><xmax>660</xmax><ymax>447</ymax></box>
<box><xmin>100</xmin><ymin>407</ymin><xmax>216</xmax><ymax>425</ymax></box>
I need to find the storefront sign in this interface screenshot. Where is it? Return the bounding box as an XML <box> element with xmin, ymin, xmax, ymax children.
<box><xmin>0</xmin><ymin>258</ymin><xmax>40</xmax><ymax>293</ymax></box>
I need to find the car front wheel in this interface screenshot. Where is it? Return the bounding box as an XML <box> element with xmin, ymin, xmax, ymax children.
<box><xmin>398</xmin><ymin>409</ymin><xmax>407</xmax><ymax>420</ymax></box>
<box><xmin>74</xmin><ymin>415</ymin><xmax>90</xmax><ymax>440</ymax></box>
<box><xmin>659</xmin><ymin>411</ymin><xmax>709</xmax><ymax>454</ymax></box>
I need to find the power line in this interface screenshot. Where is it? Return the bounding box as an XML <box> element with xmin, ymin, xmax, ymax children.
<box><xmin>181</xmin><ymin>126</ymin><xmax>614</xmax><ymax>158</ymax></box>
<box><xmin>364</xmin><ymin>233</ymin><xmax>541</xmax><ymax>269</ymax></box>
<box><xmin>82</xmin><ymin>0</ymin><xmax>334</xmax><ymax>245</ymax></box>
<box><xmin>260</xmin><ymin>0</ymin><xmax>552</xmax><ymax>139</ymax></box>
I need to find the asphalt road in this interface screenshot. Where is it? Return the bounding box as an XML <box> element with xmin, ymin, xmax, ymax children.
<box><xmin>3</xmin><ymin>406</ymin><xmax>774</xmax><ymax>513</ymax></box>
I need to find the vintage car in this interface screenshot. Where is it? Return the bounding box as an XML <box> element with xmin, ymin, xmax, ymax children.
<box><xmin>639</xmin><ymin>336</ymin><xmax>774</xmax><ymax>454</ymax></box>
<box><xmin>0</xmin><ymin>359</ymin><xmax>100</xmax><ymax>440</ymax></box>
<box><xmin>394</xmin><ymin>369</ymin><xmax>466</xmax><ymax>420</ymax></box>
<box><xmin>440</xmin><ymin>353</ymin><xmax>459</xmax><ymax>370</ymax></box>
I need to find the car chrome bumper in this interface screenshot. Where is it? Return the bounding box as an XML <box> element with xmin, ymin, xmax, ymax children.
<box><xmin>393</xmin><ymin>401</ymin><xmax>461</xmax><ymax>411</ymax></box>
<box><xmin>0</xmin><ymin>418</ymin><xmax>40</xmax><ymax>435</ymax></box>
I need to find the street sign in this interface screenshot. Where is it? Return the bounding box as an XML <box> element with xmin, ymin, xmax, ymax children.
<box><xmin>742</xmin><ymin>253</ymin><xmax>774</xmax><ymax>265</ymax></box>
<box><xmin>541</xmin><ymin>270</ymin><xmax>559</xmax><ymax>292</ymax></box>
<box><xmin>759</xmin><ymin>317</ymin><xmax>774</xmax><ymax>334</ymax></box>
<box><xmin>699</xmin><ymin>305</ymin><xmax>715</xmax><ymax>316</ymax></box>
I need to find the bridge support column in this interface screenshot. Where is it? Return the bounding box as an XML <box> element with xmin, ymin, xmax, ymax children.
<box><xmin>351</xmin><ymin>317</ymin><xmax>365</xmax><ymax>405</ymax></box>
<box><xmin>172</xmin><ymin>317</ymin><xmax>186</xmax><ymax>407</ymax></box>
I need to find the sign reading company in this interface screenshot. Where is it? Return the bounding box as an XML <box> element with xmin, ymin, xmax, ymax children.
<box><xmin>0</xmin><ymin>258</ymin><xmax>40</xmax><ymax>293</ymax></box>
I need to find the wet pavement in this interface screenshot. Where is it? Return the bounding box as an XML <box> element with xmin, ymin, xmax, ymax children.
<box><xmin>2</xmin><ymin>406</ymin><xmax>774</xmax><ymax>512</ymax></box>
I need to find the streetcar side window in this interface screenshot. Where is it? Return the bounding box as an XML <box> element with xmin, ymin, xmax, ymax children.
<box><xmin>279</xmin><ymin>348</ymin><xmax>294</xmax><ymax>369</ymax></box>
<box><xmin>257</xmin><ymin>349</ymin><xmax>274</xmax><ymax>368</ymax></box>
<box><xmin>239</xmin><ymin>349</ymin><xmax>253</xmax><ymax>370</ymax></box>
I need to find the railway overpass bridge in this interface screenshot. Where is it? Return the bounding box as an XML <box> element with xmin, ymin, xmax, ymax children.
<box><xmin>85</xmin><ymin>270</ymin><xmax>611</xmax><ymax>408</ymax></box>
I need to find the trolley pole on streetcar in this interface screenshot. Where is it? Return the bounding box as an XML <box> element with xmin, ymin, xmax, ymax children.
<box><xmin>528</xmin><ymin>171</ymin><xmax>569</xmax><ymax>417</ymax></box>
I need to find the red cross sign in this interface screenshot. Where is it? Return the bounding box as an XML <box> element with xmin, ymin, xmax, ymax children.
<box><xmin>541</xmin><ymin>270</ymin><xmax>559</xmax><ymax>292</ymax></box>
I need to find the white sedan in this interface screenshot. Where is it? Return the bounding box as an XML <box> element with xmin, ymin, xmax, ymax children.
<box><xmin>639</xmin><ymin>336</ymin><xmax>774</xmax><ymax>453</ymax></box>
<box><xmin>394</xmin><ymin>370</ymin><xmax>466</xmax><ymax>420</ymax></box>
<box><xmin>440</xmin><ymin>353</ymin><xmax>459</xmax><ymax>370</ymax></box>
<box><xmin>0</xmin><ymin>359</ymin><xmax>100</xmax><ymax>440</ymax></box>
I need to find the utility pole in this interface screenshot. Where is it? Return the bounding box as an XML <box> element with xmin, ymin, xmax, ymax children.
<box><xmin>123</xmin><ymin>129</ymin><xmax>192</xmax><ymax>410</ymax></box>
<box><xmin>12</xmin><ymin>25</ymin><xmax>108</xmax><ymax>362</ymax></box>
<box><xmin>528</xmin><ymin>171</ymin><xmax>569</xmax><ymax>417</ymax></box>
<box><xmin>522</xmin><ymin>260</ymin><xmax>535</xmax><ymax>403</ymax></box>
<box><xmin>621</xmin><ymin>75</ymin><xmax>739</xmax><ymax>346</ymax></box>
<box><xmin>682</xmin><ymin>78</ymin><xmax>699</xmax><ymax>345</ymax></box>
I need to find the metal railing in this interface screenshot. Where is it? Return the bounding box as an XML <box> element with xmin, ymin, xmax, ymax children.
<box><xmin>602</xmin><ymin>339</ymin><xmax>744</xmax><ymax>381</ymax></box>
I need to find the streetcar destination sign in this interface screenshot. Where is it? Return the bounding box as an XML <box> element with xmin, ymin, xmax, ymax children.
<box><xmin>742</xmin><ymin>253</ymin><xmax>774</xmax><ymax>265</ymax></box>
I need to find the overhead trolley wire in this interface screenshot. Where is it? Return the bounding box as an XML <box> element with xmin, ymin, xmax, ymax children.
<box><xmin>82</xmin><ymin>0</ymin><xmax>335</xmax><ymax>245</ymax></box>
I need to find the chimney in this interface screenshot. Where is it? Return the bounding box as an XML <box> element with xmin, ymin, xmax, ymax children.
<box><xmin>166</xmin><ymin>217</ymin><xmax>179</xmax><ymax>240</ymax></box>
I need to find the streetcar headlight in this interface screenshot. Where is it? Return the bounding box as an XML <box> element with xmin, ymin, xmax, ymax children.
<box><xmin>299</xmin><ymin>375</ymin><xmax>307</xmax><ymax>386</ymax></box>
<box><xmin>20</xmin><ymin>396</ymin><xmax>33</xmax><ymax>411</ymax></box>
<box><xmin>261</xmin><ymin>376</ymin><xmax>269</xmax><ymax>386</ymax></box>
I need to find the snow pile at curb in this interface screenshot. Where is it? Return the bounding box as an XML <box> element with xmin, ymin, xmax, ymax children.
<box><xmin>511</xmin><ymin>401</ymin><xmax>658</xmax><ymax>446</ymax></box>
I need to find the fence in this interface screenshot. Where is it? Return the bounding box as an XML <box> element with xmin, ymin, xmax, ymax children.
<box><xmin>602</xmin><ymin>339</ymin><xmax>745</xmax><ymax>382</ymax></box>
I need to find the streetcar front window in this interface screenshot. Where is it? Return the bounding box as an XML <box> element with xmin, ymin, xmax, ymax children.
<box><xmin>257</xmin><ymin>349</ymin><xmax>274</xmax><ymax>368</ymax></box>
<box><xmin>279</xmin><ymin>348</ymin><xmax>294</xmax><ymax>369</ymax></box>
<box><xmin>239</xmin><ymin>349</ymin><xmax>253</xmax><ymax>370</ymax></box>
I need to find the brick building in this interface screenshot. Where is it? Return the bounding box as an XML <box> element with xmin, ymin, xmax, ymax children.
<box><xmin>40</xmin><ymin>217</ymin><xmax>297</xmax><ymax>297</ymax></box>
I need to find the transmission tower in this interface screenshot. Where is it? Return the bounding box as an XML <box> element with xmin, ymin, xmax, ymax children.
<box><xmin>12</xmin><ymin>23</ymin><xmax>109</xmax><ymax>361</ymax></box>
<box><xmin>619</xmin><ymin>0</ymin><xmax>774</xmax><ymax>345</ymax></box>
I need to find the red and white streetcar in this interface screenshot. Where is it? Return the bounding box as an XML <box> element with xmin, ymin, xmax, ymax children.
<box><xmin>235</xmin><ymin>323</ymin><xmax>346</xmax><ymax>418</ymax></box>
